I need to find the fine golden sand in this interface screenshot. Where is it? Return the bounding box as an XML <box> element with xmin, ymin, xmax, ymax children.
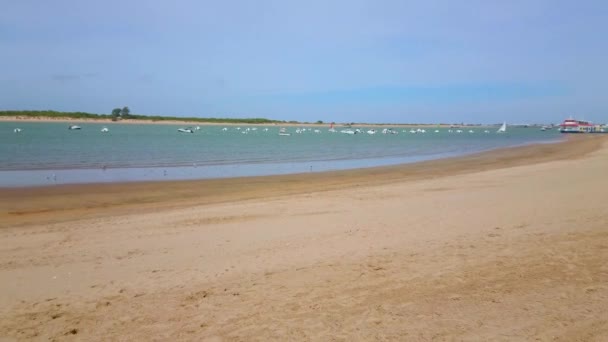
<box><xmin>1</xmin><ymin>135</ymin><xmax>607</xmax><ymax>341</ymax></box>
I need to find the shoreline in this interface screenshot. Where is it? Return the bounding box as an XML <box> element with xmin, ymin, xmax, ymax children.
<box><xmin>0</xmin><ymin>136</ymin><xmax>562</xmax><ymax>187</ymax></box>
<box><xmin>0</xmin><ymin>115</ymin><xmax>497</xmax><ymax>127</ymax></box>
<box><xmin>1</xmin><ymin>133</ymin><xmax>607</xmax><ymax>340</ymax></box>
<box><xmin>1</xmin><ymin>134</ymin><xmax>603</xmax><ymax>228</ymax></box>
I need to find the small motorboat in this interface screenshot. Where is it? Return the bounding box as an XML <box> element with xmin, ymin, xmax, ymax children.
<box><xmin>14</xmin><ymin>128</ymin><xmax>22</xmax><ymax>133</ymax></box>
<box><xmin>278</xmin><ymin>128</ymin><xmax>291</xmax><ymax>136</ymax></box>
<box><xmin>68</xmin><ymin>125</ymin><xmax>81</xmax><ymax>130</ymax></box>
<box><xmin>178</xmin><ymin>128</ymin><xmax>194</xmax><ymax>133</ymax></box>
<box><xmin>101</xmin><ymin>127</ymin><xmax>109</xmax><ymax>133</ymax></box>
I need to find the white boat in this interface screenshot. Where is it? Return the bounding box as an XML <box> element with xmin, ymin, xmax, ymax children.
<box><xmin>497</xmin><ymin>122</ymin><xmax>507</xmax><ymax>133</ymax></box>
<box><xmin>68</xmin><ymin>125</ymin><xmax>81</xmax><ymax>130</ymax></box>
<box><xmin>14</xmin><ymin>128</ymin><xmax>21</xmax><ymax>133</ymax></box>
<box><xmin>101</xmin><ymin>127</ymin><xmax>109</xmax><ymax>133</ymax></box>
<box><xmin>367</xmin><ymin>129</ymin><xmax>376</xmax><ymax>135</ymax></box>
<box><xmin>278</xmin><ymin>128</ymin><xmax>291</xmax><ymax>136</ymax></box>
<box><xmin>382</xmin><ymin>128</ymin><xmax>398</xmax><ymax>134</ymax></box>
<box><xmin>178</xmin><ymin>128</ymin><xmax>194</xmax><ymax>133</ymax></box>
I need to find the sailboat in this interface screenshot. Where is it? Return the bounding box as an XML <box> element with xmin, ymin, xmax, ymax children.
<box><xmin>497</xmin><ymin>122</ymin><xmax>507</xmax><ymax>133</ymax></box>
<box><xmin>328</xmin><ymin>122</ymin><xmax>337</xmax><ymax>133</ymax></box>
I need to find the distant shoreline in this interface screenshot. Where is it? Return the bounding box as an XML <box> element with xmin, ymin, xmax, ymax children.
<box><xmin>0</xmin><ymin>115</ymin><xmax>252</xmax><ymax>126</ymax></box>
<box><xmin>0</xmin><ymin>116</ymin><xmax>495</xmax><ymax>128</ymax></box>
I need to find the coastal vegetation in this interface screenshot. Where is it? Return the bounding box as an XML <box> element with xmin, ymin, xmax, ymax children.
<box><xmin>1</xmin><ymin>110</ymin><xmax>527</xmax><ymax>127</ymax></box>
<box><xmin>0</xmin><ymin>110</ymin><xmax>282</xmax><ymax>124</ymax></box>
<box><xmin>111</xmin><ymin>107</ymin><xmax>131</xmax><ymax>120</ymax></box>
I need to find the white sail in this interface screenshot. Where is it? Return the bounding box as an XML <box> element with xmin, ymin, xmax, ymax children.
<box><xmin>497</xmin><ymin>122</ymin><xmax>506</xmax><ymax>133</ymax></box>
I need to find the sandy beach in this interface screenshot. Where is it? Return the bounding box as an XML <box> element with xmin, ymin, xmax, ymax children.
<box><xmin>0</xmin><ymin>116</ymin><xmax>272</xmax><ymax>127</ymax></box>
<box><xmin>1</xmin><ymin>135</ymin><xmax>607</xmax><ymax>340</ymax></box>
<box><xmin>0</xmin><ymin>115</ymin><xmax>483</xmax><ymax>128</ymax></box>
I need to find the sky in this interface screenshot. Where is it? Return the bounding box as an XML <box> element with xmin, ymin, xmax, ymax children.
<box><xmin>1</xmin><ymin>0</ymin><xmax>607</xmax><ymax>124</ymax></box>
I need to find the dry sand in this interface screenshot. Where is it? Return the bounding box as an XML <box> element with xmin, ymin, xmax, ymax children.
<box><xmin>1</xmin><ymin>136</ymin><xmax>607</xmax><ymax>341</ymax></box>
<box><xmin>0</xmin><ymin>116</ymin><xmax>262</xmax><ymax>126</ymax></box>
<box><xmin>1</xmin><ymin>116</ymin><xmax>477</xmax><ymax>128</ymax></box>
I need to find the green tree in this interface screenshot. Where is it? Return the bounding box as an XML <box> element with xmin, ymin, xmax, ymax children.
<box><xmin>121</xmin><ymin>106</ymin><xmax>130</xmax><ymax>118</ymax></box>
<box><xmin>111</xmin><ymin>108</ymin><xmax>121</xmax><ymax>121</ymax></box>
<box><xmin>316</xmin><ymin>120</ymin><xmax>324</xmax><ymax>124</ymax></box>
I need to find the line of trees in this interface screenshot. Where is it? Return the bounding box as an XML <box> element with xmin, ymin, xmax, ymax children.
<box><xmin>0</xmin><ymin>110</ymin><xmax>284</xmax><ymax>124</ymax></box>
<box><xmin>0</xmin><ymin>110</ymin><xmax>111</xmax><ymax>119</ymax></box>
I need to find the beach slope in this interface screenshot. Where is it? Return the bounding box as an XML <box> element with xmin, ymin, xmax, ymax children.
<box><xmin>1</xmin><ymin>136</ymin><xmax>607</xmax><ymax>340</ymax></box>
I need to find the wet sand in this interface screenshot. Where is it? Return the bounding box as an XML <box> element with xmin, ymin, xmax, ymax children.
<box><xmin>1</xmin><ymin>135</ymin><xmax>607</xmax><ymax>340</ymax></box>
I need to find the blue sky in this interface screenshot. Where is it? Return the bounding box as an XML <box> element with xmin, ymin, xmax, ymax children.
<box><xmin>1</xmin><ymin>0</ymin><xmax>607</xmax><ymax>124</ymax></box>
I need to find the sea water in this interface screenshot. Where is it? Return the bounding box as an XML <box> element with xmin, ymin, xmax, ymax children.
<box><xmin>0</xmin><ymin>122</ymin><xmax>561</xmax><ymax>187</ymax></box>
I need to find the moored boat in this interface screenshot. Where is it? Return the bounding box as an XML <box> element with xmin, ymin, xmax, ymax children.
<box><xmin>559</xmin><ymin>118</ymin><xmax>606</xmax><ymax>133</ymax></box>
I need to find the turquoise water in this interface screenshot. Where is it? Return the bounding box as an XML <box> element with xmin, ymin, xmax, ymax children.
<box><xmin>0</xmin><ymin>122</ymin><xmax>561</xmax><ymax>187</ymax></box>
